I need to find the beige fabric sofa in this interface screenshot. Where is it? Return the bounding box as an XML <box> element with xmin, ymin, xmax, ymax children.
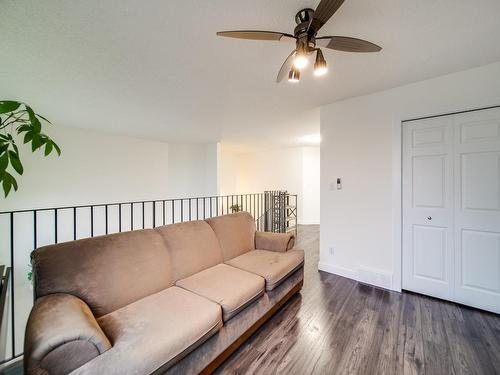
<box><xmin>24</xmin><ymin>212</ymin><xmax>304</xmax><ymax>374</ymax></box>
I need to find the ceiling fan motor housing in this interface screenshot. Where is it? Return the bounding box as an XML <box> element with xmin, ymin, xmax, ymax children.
<box><xmin>294</xmin><ymin>8</ymin><xmax>317</xmax><ymax>50</ymax></box>
<box><xmin>295</xmin><ymin>8</ymin><xmax>314</xmax><ymax>24</ymax></box>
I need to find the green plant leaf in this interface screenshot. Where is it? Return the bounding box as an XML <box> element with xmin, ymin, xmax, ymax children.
<box><xmin>0</xmin><ymin>102</ymin><xmax>57</xmax><ymax>197</ymax></box>
<box><xmin>8</xmin><ymin>150</ymin><xmax>23</xmax><ymax>175</ymax></box>
<box><xmin>11</xmin><ymin>174</ymin><xmax>18</xmax><ymax>191</ymax></box>
<box><xmin>39</xmin><ymin>134</ymin><xmax>48</xmax><ymax>144</ymax></box>
<box><xmin>36</xmin><ymin>113</ymin><xmax>52</xmax><ymax>124</ymax></box>
<box><xmin>23</xmin><ymin>131</ymin><xmax>33</xmax><ymax>144</ymax></box>
<box><xmin>2</xmin><ymin>172</ymin><xmax>18</xmax><ymax>197</ymax></box>
<box><xmin>0</xmin><ymin>101</ymin><xmax>21</xmax><ymax>114</ymax></box>
<box><xmin>16</xmin><ymin>124</ymin><xmax>31</xmax><ymax>133</ymax></box>
<box><xmin>2</xmin><ymin>179</ymin><xmax>11</xmax><ymax>197</ymax></box>
<box><xmin>0</xmin><ymin>151</ymin><xmax>8</xmax><ymax>171</ymax></box>
<box><xmin>44</xmin><ymin>141</ymin><xmax>53</xmax><ymax>156</ymax></box>
<box><xmin>51</xmin><ymin>141</ymin><xmax>61</xmax><ymax>156</ymax></box>
<box><xmin>25</xmin><ymin>106</ymin><xmax>42</xmax><ymax>133</ymax></box>
<box><xmin>31</xmin><ymin>134</ymin><xmax>41</xmax><ymax>151</ymax></box>
<box><xmin>38</xmin><ymin>135</ymin><xmax>49</xmax><ymax>150</ymax></box>
<box><xmin>33</xmin><ymin>118</ymin><xmax>41</xmax><ymax>133</ymax></box>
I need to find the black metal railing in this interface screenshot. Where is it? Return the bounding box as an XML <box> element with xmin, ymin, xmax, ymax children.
<box><xmin>0</xmin><ymin>191</ymin><xmax>297</xmax><ymax>363</ymax></box>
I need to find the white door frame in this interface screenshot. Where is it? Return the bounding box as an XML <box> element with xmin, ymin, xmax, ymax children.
<box><xmin>394</xmin><ymin>104</ymin><xmax>500</xmax><ymax>293</ymax></box>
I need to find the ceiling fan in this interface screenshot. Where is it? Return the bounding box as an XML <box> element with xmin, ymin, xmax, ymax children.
<box><xmin>217</xmin><ymin>0</ymin><xmax>381</xmax><ymax>83</ymax></box>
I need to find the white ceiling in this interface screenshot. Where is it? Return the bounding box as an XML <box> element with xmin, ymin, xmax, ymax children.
<box><xmin>2</xmin><ymin>0</ymin><xmax>500</xmax><ymax>151</ymax></box>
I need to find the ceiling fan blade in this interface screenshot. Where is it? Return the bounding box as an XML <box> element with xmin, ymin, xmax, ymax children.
<box><xmin>217</xmin><ymin>30</ymin><xmax>296</xmax><ymax>42</ymax></box>
<box><xmin>308</xmin><ymin>0</ymin><xmax>346</xmax><ymax>32</ymax></box>
<box><xmin>316</xmin><ymin>36</ymin><xmax>382</xmax><ymax>52</ymax></box>
<box><xmin>276</xmin><ymin>50</ymin><xmax>296</xmax><ymax>83</ymax></box>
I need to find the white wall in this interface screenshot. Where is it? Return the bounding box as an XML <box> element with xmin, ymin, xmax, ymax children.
<box><xmin>233</xmin><ymin>148</ymin><xmax>303</xmax><ymax>194</ymax></box>
<box><xmin>167</xmin><ymin>143</ymin><xmax>219</xmax><ymax>198</ymax></box>
<box><xmin>219</xmin><ymin>148</ymin><xmax>238</xmax><ymax>196</ymax></box>
<box><xmin>1</xmin><ymin>126</ymin><xmax>170</xmax><ymax>211</ymax></box>
<box><xmin>301</xmin><ymin>147</ymin><xmax>320</xmax><ymax>225</ymax></box>
<box><xmin>220</xmin><ymin>146</ymin><xmax>320</xmax><ymax>224</ymax></box>
<box><xmin>0</xmin><ymin>126</ymin><xmax>220</xmax><ymax>211</ymax></box>
<box><xmin>319</xmin><ymin>61</ymin><xmax>500</xmax><ymax>291</ymax></box>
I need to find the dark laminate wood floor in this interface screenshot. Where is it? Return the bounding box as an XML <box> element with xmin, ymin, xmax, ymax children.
<box><xmin>215</xmin><ymin>225</ymin><xmax>500</xmax><ymax>375</ymax></box>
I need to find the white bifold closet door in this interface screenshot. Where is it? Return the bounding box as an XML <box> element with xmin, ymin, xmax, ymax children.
<box><xmin>403</xmin><ymin>106</ymin><xmax>500</xmax><ymax>314</ymax></box>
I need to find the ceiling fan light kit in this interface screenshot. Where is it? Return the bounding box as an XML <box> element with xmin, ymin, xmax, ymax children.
<box><xmin>314</xmin><ymin>49</ymin><xmax>328</xmax><ymax>76</ymax></box>
<box><xmin>288</xmin><ymin>66</ymin><xmax>301</xmax><ymax>82</ymax></box>
<box><xmin>293</xmin><ymin>43</ymin><xmax>309</xmax><ymax>70</ymax></box>
<box><xmin>216</xmin><ymin>0</ymin><xmax>382</xmax><ymax>84</ymax></box>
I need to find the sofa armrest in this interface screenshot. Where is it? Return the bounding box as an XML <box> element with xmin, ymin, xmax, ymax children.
<box><xmin>255</xmin><ymin>231</ymin><xmax>295</xmax><ymax>252</ymax></box>
<box><xmin>24</xmin><ymin>293</ymin><xmax>111</xmax><ymax>375</ymax></box>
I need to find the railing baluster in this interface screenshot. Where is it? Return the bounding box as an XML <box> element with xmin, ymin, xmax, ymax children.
<box><xmin>171</xmin><ymin>201</ymin><xmax>175</xmax><ymax>224</ymax></box>
<box><xmin>33</xmin><ymin>211</ymin><xmax>37</xmax><ymax>250</ymax></box>
<box><xmin>105</xmin><ymin>205</ymin><xmax>108</xmax><ymax>234</ymax></box>
<box><xmin>196</xmin><ymin>198</ymin><xmax>199</xmax><ymax>220</ymax></box>
<box><xmin>119</xmin><ymin>204</ymin><xmax>122</xmax><ymax>232</ymax></box>
<box><xmin>54</xmin><ymin>209</ymin><xmax>58</xmax><ymax>243</ymax></box>
<box><xmin>142</xmin><ymin>202</ymin><xmax>145</xmax><ymax>229</ymax></box>
<box><xmin>260</xmin><ymin>194</ymin><xmax>263</xmax><ymax>229</ymax></box>
<box><xmin>131</xmin><ymin>203</ymin><xmax>134</xmax><ymax>230</ymax></box>
<box><xmin>90</xmin><ymin>206</ymin><xmax>94</xmax><ymax>237</ymax></box>
<box><xmin>73</xmin><ymin>207</ymin><xmax>77</xmax><ymax>240</ymax></box>
<box><xmin>10</xmin><ymin>212</ymin><xmax>15</xmax><ymax>358</ymax></box>
<box><xmin>153</xmin><ymin>202</ymin><xmax>156</xmax><ymax>228</ymax></box>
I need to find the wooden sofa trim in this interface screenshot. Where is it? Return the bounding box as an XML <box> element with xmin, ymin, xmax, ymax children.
<box><xmin>200</xmin><ymin>280</ymin><xmax>304</xmax><ymax>374</ymax></box>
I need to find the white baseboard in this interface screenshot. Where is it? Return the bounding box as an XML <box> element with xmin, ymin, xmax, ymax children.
<box><xmin>317</xmin><ymin>262</ymin><xmax>357</xmax><ymax>281</ymax></box>
<box><xmin>357</xmin><ymin>266</ymin><xmax>394</xmax><ymax>291</ymax></box>
<box><xmin>317</xmin><ymin>262</ymin><xmax>395</xmax><ymax>291</ymax></box>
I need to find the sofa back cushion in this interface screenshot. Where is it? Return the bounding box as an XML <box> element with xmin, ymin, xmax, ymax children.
<box><xmin>155</xmin><ymin>220</ymin><xmax>223</xmax><ymax>281</ymax></box>
<box><xmin>206</xmin><ymin>212</ymin><xmax>256</xmax><ymax>261</ymax></box>
<box><xmin>32</xmin><ymin>229</ymin><xmax>172</xmax><ymax>317</ymax></box>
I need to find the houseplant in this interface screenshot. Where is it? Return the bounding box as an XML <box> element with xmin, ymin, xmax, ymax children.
<box><xmin>0</xmin><ymin>100</ymin><xmax>60</xmax><ymax>197</ymax></box>
<box><xmin>230</xmin><ymin>204</ymin><xmax>242</xmax><ymax>213</ymax></box>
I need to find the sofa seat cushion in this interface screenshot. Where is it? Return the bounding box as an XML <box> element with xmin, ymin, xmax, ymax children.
<box><xmin>226</xmin><ymin>249</ymin><xmax>305</xmax><ymax>291</ymax></box>
<box><xmin>73</xmin><ymin>286</ymin><xmax>222</xmax><ymax>375</ymax></box>
<box><xmin>176</xmin><ymin>264</ymin><xmax>265</xmax><ymax>321</ymax></box>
